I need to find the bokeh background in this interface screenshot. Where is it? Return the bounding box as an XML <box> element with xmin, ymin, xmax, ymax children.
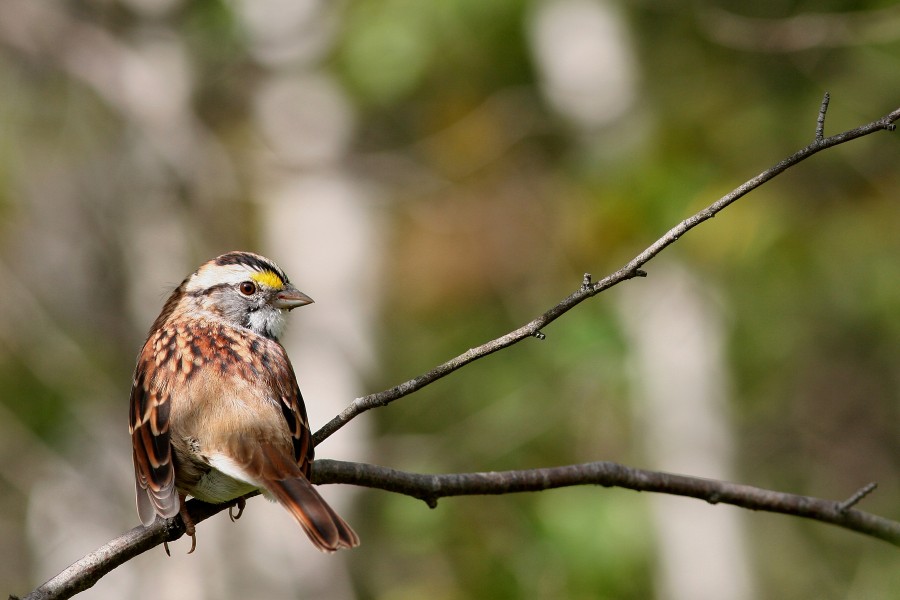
<box><xmin>1</xmin><ymin>1</ymin><xmax>898</xmax><ymax>599</ymax></box>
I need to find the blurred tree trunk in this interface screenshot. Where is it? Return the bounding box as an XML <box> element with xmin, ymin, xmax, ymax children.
<box><xmin>620</xmin><ymin>264</ymin><xmax>755</xmax><ymax>600</ymax></box>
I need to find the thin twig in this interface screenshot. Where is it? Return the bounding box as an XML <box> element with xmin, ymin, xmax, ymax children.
<box><xmin>313</xmin><ymin>102</ymin><xmax>900</xmax><ymax>445</ymax></box>
<box><xmin>816</xmin><ymin>91</ymin><xmax>830</xmax><ymax>140</ymax></box>
<box><xmin>838</xmin><ymin>482</ymin><xmax>878</xmax><ymax>513</ymax></box>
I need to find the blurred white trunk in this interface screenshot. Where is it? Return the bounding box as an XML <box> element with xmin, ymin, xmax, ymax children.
<box><xmin>217</xmin><ymin>3</ymin><xmax>377</xmax><ymax>596</ymax></box>
<box><xmin>619</xmin><ymin>263</ymin><xmax>755</xmax><ymax>600</ymax></box>
<box><xmin>251</xmin><ymin>164</ymin><xmax>378</xmax><ymax>600</ymax></box>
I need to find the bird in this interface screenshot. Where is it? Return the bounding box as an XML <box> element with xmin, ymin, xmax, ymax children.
<box><xmin>129</xmin><ymin>251</ymin><xmax>359</xmax><ymax>553</ymax></box>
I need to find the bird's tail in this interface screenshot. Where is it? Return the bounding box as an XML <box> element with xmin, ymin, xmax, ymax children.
<box><xmin>244</xmin><ymin>442</ymin><xmax>358</xmax><ymax>552</ymax></box>
<box><xmin>265</xmin><ymin>473</ymin><xmax>360</xmax><ymax>552</ymax></box>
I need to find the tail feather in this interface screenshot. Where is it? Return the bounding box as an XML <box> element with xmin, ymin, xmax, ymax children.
<box><xmin>265</xmin><ymin>476</ymin><xmax>360</xmax><ymax>552</ymax></box>
<box><xmin>245</xmin><ymin>442</ymin><xmax>359</xmax><ymax>552</ymax></box>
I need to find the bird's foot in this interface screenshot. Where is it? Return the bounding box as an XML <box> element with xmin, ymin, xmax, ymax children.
<box><xmin>229</xmin><ymin>496</ymin><xmax>247</xmax><ymax>522</ymax></box>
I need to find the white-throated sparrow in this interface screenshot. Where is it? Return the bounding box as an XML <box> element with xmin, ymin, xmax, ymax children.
<box><xmin>129</xmin><ymin>251</ymin><xmax>359</xmax><ymax>553</ymax></box>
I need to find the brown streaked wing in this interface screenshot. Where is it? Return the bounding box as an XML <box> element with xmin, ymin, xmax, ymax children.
<box><xmin>129</xmin><ymin>355</ymin><xmax>178</xmax><ymax>524</ymax></box>
<box><xmin>279</xmin><ymin>385</ymin><xmax>314</xmax><ymax>475</ymax></box>
<box><xmin>266</xmin><ymin>341</ymin><xmax>314</xmax><ymax>476</ymax></box>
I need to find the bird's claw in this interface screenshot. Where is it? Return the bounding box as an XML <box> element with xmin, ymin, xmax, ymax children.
<box><xmin>229</xmin><ymin>497</ymin><xmax>246</xmax><ymax>522</ymax></box>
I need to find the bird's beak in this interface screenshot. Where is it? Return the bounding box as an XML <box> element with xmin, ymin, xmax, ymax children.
<box><xmin>274</xmin><ymin>286</ymin><xmax>314</xmax><ymax>311</ymax></box>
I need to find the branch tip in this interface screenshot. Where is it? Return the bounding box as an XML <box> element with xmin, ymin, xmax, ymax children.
<box><xmin>815</xmin><ymin>92</ymin><xmax>830</xmax><ymax>141</ymax></box>
<box><xmin>581</xmin><ymin>273</ymin><xmax>592</xmax><ymax>290</ymax></box>
<box><xmin>838</xmin><ymin>482</ymin><xmax>878</xmax><ymax>513</ymax></box>
<box><xmin>635</xmin><ymin>269</ymin><xmax>648</xmax><ymax>278</ymax></box>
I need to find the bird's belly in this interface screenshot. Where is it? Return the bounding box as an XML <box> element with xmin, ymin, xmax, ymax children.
<box><xmin>189</xmin><ymin>468</ymin><xmax>258</xmax><ymax>504</ymax></box>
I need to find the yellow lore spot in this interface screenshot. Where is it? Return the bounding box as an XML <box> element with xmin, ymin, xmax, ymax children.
<box><xmin>250</xmin><ymin>270</ymin><xmax>284</xmax><ymax>289</ymax></box>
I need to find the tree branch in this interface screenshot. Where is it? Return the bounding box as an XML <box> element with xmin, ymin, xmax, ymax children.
<box><xmin>14</xmin><ymin>99</ymin><xmax>900</xmax><ymax>600</ymax></box>
<box><xmin>313</xmin><ymin>99</ymin><xmax>900</xmax><ymax>445</ymax></box>
<box><xmin>14</xmin><ymin>457</ymin><xmax>900</xmax><ymax>600</ymax></box>
<box><xmin>312</xmin><ymin>460</ymin><xmax>900</xmax><ymax>547</ymax></box>
<box><xmin>12</xmin><ymin>498</ymin><xmax>240</xmax><ymax>600</ymax></box>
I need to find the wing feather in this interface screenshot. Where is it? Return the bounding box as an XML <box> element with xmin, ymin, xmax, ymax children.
<box><xmin>129</xmin><ymin>346</ymin><xmax>178</xmax><ymax>524</ymax></box>
<box><xmin>268</xmin><ymin>343</ymin><xmax>314</xmax><ymax>475</ymax></box>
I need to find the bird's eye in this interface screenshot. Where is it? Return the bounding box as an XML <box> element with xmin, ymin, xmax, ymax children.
<box><xmin>239</xmin><ymin>281</ymin><xmax>257</xmax><ymax>296</ymax></box>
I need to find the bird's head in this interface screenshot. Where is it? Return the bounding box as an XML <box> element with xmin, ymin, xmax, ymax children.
<box><xmin>181</xmin><ymin>251</ymin><xmax>313</xmax><ymax>339</ymax></box>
